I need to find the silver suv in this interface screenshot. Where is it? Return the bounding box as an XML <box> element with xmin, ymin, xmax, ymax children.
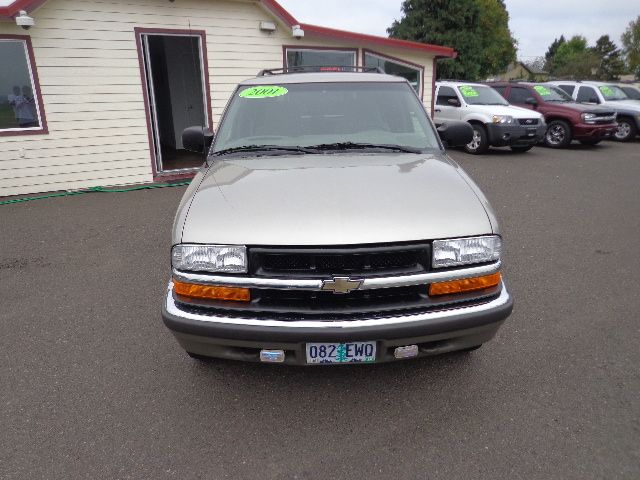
<box><xmin>162</xmin><ymin>69</ymin><xmax>513</xmax><ymax>365</ymax></box>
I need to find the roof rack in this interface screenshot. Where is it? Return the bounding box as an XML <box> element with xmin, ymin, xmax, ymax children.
<box><xmin>257</xmin><ymin>65</ymin><xmax>384</xmax><ymax>76</ymax></box>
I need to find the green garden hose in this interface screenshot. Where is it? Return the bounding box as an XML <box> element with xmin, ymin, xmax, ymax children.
<box><xmin>0</xmin><ymin>181</ymin><xmax>191</xmax><ymax>206</ymax></box>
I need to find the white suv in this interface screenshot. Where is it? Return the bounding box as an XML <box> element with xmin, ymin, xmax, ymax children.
<box><xmin>547</xmin><ymin>80</ymin><xmax>640</xmax><ymax>142</ymax></box>
<box><xmin>434</xmin><ymin>81</ymin><xmax>545</xmax><ymax>154</ymax></box>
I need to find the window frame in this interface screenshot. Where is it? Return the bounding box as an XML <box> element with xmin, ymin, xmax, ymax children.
<box><xmin>282</xmin><ymin>45</ymin><xmax>358</xmax><ymax>71</ymax></box>
<box><xmin>507</xmin><ymin>86</ymin><xmax>533</xmax><ymax>104</ymax></box>
<box><xmin>363</xmin><ymin>49</ymin><xmax>424</xmax><ymax>100</ymax></box>
<box><xmin>436</xmin><ymin>85</ymin><xmax>460</xmax><ymax>106</ymax></box>
<box><xmin>576</xmin><ymin>86</ymin><xmax>600</xmax><ymax>104</ymax></box>
<box><xmin>0</xmin><ymin>34</ymin><xmax>48</xmax><ymax>137</ymax></box>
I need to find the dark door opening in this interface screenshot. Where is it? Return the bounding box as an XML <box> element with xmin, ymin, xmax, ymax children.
<box><xmin>140</xmin><ymin>33</ymin><xmax>209</xmax><ymax>173</ymax></box>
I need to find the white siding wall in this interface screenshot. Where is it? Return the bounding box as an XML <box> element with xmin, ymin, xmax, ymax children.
<box><xmin>0</xmin><ymin>0</ymin><xmax>435</xmax><ymax>197</ymax></box>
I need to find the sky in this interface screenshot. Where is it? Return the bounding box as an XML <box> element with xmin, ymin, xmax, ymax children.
<box><xmin>277</xmin><ymin>0</ymin><xmax>638</xmax><ymax>60</ymax></box>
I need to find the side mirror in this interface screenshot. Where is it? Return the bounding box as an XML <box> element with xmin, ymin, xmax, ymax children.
<box><xmin>525</xmin><ymin>97</ymin><xmax>538</xmax><ymax>106</ymax></box>
<box><xmin>447</xmin><ymin>98</ymin><xmax>461</xmax><ymax>107</ymax></box>
<box><xmin>437</xmin><ymin>121</ymin><xmax>474</xmax><ymax>148</ymax></box>
<box><xmin>182</xmin><ymin>126</ymin><xmax>214</xmax><ymax>154</ymax></box>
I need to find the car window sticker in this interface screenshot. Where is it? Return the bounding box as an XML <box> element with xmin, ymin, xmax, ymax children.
<box><xmin>598</xmin><ymin>86</ymin><xmax>614</xmax><ymax>97</ymax></box>
<box><xmin>459</xmin><ymin>86</ymin><xmax>479</xmax><ymax>97</ymax></box>
<box><xmin>239</xmin><ymin>86</ymin><xmax>289</xmax><ymax>99</ymax></box>
<box><xmin>533</xmin><ymin>85</ymin><xmax>551</xmax><ymax>96</ymax></box>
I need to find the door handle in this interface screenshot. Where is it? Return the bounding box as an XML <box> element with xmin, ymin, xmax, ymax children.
<box><xmin>434</xmin><ymin>109</ymin><xmax>441</xmax><ymax>112</ymax></box>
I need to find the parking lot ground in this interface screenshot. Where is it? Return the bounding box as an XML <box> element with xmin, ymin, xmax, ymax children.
<box><xmin>1</xmin><ymin>141</ymin><xmax>639</xmax><ymax>479</ymax></box>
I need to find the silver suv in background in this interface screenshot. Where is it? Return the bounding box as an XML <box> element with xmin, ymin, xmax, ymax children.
<box><xmin>548</xmin><ymin>80</ymin><xmax>640</xmax><ymax>142</ymax></box>
<box><xmin>161</xmin><ymin>69</ymin><xmax>513</xmax><ymax>365</ymax></box>
<box><xmin>434</xmin><ymin>81</ymin><xmax>545</xmax><ymax>154</ymax></box>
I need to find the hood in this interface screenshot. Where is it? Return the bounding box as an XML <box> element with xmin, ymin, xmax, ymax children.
<box><xmin>466</xmin><ymin>104</ymin><xmax>543</xmax><ymax>119</ymax></box>
<box><xmin>178</xmin><ymin>153</ymin><xmax>493</xmax><ymax>246</ymax></box>
<box><xmin>546</xmin><ymin>102</ymin><xmax>615</xmax><ymax>114</ymax></box>
<box><xmin>605</xmin><ymin>99</ymin><xmax>640</xmax><ymax>112</ymax></box>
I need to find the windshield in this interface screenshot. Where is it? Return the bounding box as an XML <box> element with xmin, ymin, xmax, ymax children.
<box><xmin>532</xmin><ymin>84</ymin><xmax>572</xmax><ymax>102</ymax></box>
<box><xmin>621</xmin><ymin>86</ymin><xmax>640</xmax><ymax>100</ymax></box>
<box><xmin>213</xmin><ymin>82</ymin><xmax>440</xmax><ymax>154</ymax></box>
<box><xmin>457</xmin><ymin>85</ymin><xmax>508</xmax><ymax>105</ymax></box>
<box><xmin>598</xmin><ymin>85</ymin><xmax>628</xmax><ymax>101</ymax></box>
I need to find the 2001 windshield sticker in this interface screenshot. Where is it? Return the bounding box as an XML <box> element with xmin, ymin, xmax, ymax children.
<box><xmin>239</xmin><ymin>86</ymin><xmax>288</xmax><ymax>99</ymax></box>
<box><xmin>459</xmin><ymin>86</ymin><xmax>479</xmax><ymax>97</ymax></box>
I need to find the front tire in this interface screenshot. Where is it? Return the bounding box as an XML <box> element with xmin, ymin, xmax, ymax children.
<box><xmin>510</xmin><ymin>145</ymin><xmax>533</xmax><ymax>153</ymax></box>
<box><xmin>614</xmin><ymin>117</ymin><xmax>637</xmax><ymax>142</ymax></box>
<box><xmin>544</xmin><ymin>120</ymin><xmax>572</xmax><ymax>148</ymax></box>
<box><xmin>464</xmin><ymin>123</ymin><xmax>489</xmax><ymax>154</ymax></box>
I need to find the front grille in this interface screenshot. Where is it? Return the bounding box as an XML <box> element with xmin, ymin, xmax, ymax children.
<box><xmin>249</xmin><ymin>243</ymin><xmax>431</xmax><ymax>279</ymax></box>
<box><xmin>518</xmin><ymin>118</ymin><xmax>539</xmax><ymax>125</ymax></box>
<box><xmin>590</xmin><ymin>112</ymin><xmax>616</xmax><ymax>124</ymax></box>
<box><xmin>176</xmin><ymin>242</ymin><xmax>499</xmax><ymax>321</ymax></box>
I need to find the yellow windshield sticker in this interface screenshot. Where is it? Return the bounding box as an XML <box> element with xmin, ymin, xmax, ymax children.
<box><xmin>239</xmin><ymin>86</ymin><xmax>288</xmax><ymax>99</ymax></box>
<box><xmin>533</xmin><ymin>85</ymin><xmax>551</xmax><ymax>96</ymax></box>
<box><xmin>459</xmin><ymin>86</ymin><xmax>479</xmax><ymax>97</ymax></box>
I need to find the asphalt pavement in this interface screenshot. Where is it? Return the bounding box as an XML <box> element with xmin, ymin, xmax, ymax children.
<box><xmin>1</xmin><ymin>141</ymin><xmax>639</xmax><ymax>479</ymax></box>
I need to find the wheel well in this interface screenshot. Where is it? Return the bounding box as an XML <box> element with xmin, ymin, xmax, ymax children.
<box><xmin>546</xmin><ymin>116</ymin><xmax>570</xmax><ymax>125</ymax></box>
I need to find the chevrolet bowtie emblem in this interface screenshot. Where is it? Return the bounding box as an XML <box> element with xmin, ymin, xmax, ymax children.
<box><xmin>321</xmin><ymin>277</ymin><xmax>364</xmax><ymax>294</ymax></box>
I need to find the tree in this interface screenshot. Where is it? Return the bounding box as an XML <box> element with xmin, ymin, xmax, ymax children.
<box><xmin>547</xmin><ymin>35</ymin><xmax>598</xmax><ymax>79</ymax></box>
<box><xmin>544</xmin><ymin>35</ymin><xmax>565</xmax><ymax>70</ymax></box>
<box><xmin>621</xmin><ymin>16</ymin><xmax>640</xmax><ymax>78</ymax></box>
<box><xmin>387</xmin><ymin>0</ymin><xmax>517</xmax><ymax>80</ymax></box>
<box><xmin>592</xmin><ymin>35</ymin><xmax>625</xmax><ymax>80</ymax></box>
<box><xmin>475</xmin><ymin>0</ymin><xmax>518</xmax><ymax>77</ymax></box>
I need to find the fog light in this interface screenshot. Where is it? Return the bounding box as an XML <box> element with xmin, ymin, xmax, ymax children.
<box><xmin>260</xmin><ymin>350</ymin><xmax>285</xmax><ymax>363</ymax></box>
<box><xmin>394</xmin><ymin>345</ymin><xmax>419</xmax><ymax>359</ymax></box>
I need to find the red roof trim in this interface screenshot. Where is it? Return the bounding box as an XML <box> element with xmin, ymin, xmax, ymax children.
<box><xmin>301</xmin><ymin>23</ymin><xmax>456</xmax><ymax>58</ymax></box>
<box><xmin>2</xmin><ymin>0</ymin><xmax>455</xmax><ymax>58</ymax></box>
<box><xmin>260</xmin><ymin>0</ymin><xmax>455</xmax><ymax>58</ymax></box>
<box><xmin>0</xmin><ymin>0</ymin><xmax>47</xmax><ymax>18</ymax></box>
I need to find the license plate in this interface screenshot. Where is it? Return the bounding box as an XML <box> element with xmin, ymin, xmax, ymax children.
<box><xmin>527</xmin><ymin>128</ymin><xmax>537</xmax><ymax>136</ymax></box>
<box><xmin>306</xmin><ymin>342</ymin><xmax>376</xmax><ymax>364</ymax></box>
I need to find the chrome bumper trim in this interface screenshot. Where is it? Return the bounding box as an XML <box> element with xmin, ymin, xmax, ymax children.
<box><xmin>164</xmin><ymin>282</ymin><xmax>511</xmax><ymax>329</ymax></box>
<box><xmin>172</xmin><ymin>261</ymin><xmax>501</xmax><ymax>291</ymax></box>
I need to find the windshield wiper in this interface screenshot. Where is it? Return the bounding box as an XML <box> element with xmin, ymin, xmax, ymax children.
<box><xmin>304</xmin><ymin>142</ymin><xmax>423</xmax><ymax>154</ymax></box>
<box><xmin>213</xmin><ymin>145</ymin><xmax>316</xmax><ymax>156</ymax></box>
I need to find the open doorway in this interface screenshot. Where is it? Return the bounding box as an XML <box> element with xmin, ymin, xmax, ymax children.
<box><xmin>137</xmin><ymin>30</ymin><xmax>211</xmax><ymax>174</ymax></box>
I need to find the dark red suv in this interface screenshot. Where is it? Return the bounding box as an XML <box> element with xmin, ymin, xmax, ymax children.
<box><xmin>486</xmin><ymin>82</ymin><xmax>618</xmax><ymax>148</ymax></box>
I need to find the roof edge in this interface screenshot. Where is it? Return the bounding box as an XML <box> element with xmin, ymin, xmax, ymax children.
<box><xmin>1</xmin><ymin>0</ymin><xmax>456</xmax><ymax>58</ymax></box>
<box><xmin>260</xmin><ymin>0</ymin><xmax>455</xmax><ymax>58</ymax></box>
<box><xmin>0</xmin><ymin>0</ymin><xmax>47</xmax><ymax>18</ymax></box>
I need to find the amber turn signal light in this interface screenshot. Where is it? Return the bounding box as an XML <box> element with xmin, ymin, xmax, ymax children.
<box><xmin>429</xmin><ymin>272</ymin><xmax>501</xmax><ymax>297</ymax></box>
<box><xmin>173</xmin><ymin>279</ymin><xmax>251</xmax><ymax>302</ymax></box>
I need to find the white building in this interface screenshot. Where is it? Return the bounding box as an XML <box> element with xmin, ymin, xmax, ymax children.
<box><xmin>0</xmin><ymin>0</ymin><xmax>454</xmax><ymax>197</ymax></box>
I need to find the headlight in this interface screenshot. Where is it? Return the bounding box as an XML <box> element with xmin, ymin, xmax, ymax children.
<box><xmin>432</xmin><ymin>235</ymin><xmax>502</xmax><ymax>268</ymax></box>
<box><xmin>581</xmin><ymin>113</ymin><xmax>597</xmax><ymax>123</ymax></box>
<box><xmin>172</xmin><ymin>244</ymin><xmax>247</xmax><ymax>273</ymax></box>
<box><xmin>492</xmin><ymin>115</ymin><xmax>513</xmax><ymax>124</ymax></box>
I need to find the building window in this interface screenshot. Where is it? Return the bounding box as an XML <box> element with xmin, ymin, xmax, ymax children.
<box><xmin>364</xmin><ymin>51</ymin><xmax>423</xmax><ymax>97</ymax></box>
<box><xmin>0</xmin><ymin>36</ymin><xmax>47</xmax><ymax>136</ymax></box>
<box><xmin>285</xmin><ymin>47</ymin><xmax>357</xmax><ymax>71</ymax></box>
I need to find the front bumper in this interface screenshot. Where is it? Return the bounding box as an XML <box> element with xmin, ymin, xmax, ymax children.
<box><xmin>162</xmin><ymin>282</ymin><xmax>514</xmax><ymax>364</ymax></box>
<box><xmin>573</xmin><ymin>123</ymin><xmax>618</xmax><ymax>139</ymax></box>
<box><xmin>486</xmin><ymin>123</ymin><xmax>545</xmax><ymax>147</ymax></box>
